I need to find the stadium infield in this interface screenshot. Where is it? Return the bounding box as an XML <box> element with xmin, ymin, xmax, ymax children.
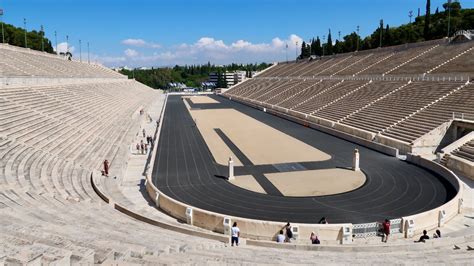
<box><xmin>152</xmin><ymin>94</ymin><xmax>456</xmax><ymax>223</ymax></box>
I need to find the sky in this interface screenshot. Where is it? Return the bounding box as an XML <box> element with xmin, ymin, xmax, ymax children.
<box><xmin>1</xmin><ymin>0</ymin><xmax>472</xmax><ymax>67</ymax></box>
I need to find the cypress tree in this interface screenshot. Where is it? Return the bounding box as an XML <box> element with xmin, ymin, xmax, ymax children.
<box><xmin>424</xmin><ymin>0</ymin><xmax>431</xmax><ymax>40</ymax></box>
<box><xmin>326</xmin><ymin>29</ymin><xmax>333</xmax><ymax>55</ymax></box>
<box><xmin>385</xmin><ymin>24</ymin><xmax>392</xmax><ymax>46</ymax></box>
<box><xmin>315</xmin><ymin>37</ymin><xmax>322</xmax><ymax>56</ymax></box>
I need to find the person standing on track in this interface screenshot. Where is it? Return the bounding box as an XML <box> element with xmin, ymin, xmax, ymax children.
<box><xmin>231</xmin><ymin>222</ymin><xmax>240</xmax><ymax>247</ymax></box>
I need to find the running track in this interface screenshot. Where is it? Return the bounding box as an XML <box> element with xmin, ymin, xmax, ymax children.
<box><xmin>152</xmin><ymin>95</ymin><xmax>456</xmax><ymax>224</ymax></box>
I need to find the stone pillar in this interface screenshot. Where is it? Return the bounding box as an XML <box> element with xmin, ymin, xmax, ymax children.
<box><xmin>353</xmin><ymin>149</ymin><xmax>360</xmax><ymax>171</ymax></box>
<box><xmin>452</xmin><ymin>125</ymin><xmax>458</xmax><ymax>142</ymax></box>
<box><xmin>228</xmin><ymin>156</ymin><xmax>234</xmax><ymax>180</ymax></box>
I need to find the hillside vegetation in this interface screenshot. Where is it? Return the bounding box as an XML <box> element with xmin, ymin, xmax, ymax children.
<box><xmin>1</xmin><ymin>22</ymin><xmax>54</xmax><ymax>53</ymax></box>
<box><xmin>299</xmin><ymin>0</ymin><xmax>474</xmax><ymax>58</ymax></box>
<box><xmin>120</xmin><ymin>63</ymin><xmax>270</xmax><ymax>90</ymax></box>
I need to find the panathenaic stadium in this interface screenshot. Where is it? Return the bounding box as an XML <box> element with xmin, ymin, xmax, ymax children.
<box><xmin>1</xmin><ymin>34</ymin><xmax>474</xmax><ymax>264</ymax></box>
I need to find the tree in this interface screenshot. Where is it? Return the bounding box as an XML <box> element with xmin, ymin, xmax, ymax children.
<box><xmin>314</xmin><ymin>37</ymin><xmax>322</xmax><ymax>56</ymax></box>
<box><xmin>299</xmin><ymin>41</ymin><xmax>311</xmax><ymax>59</ymax></box>
<box><xmin>1</xmin><ymin>22</ymin><xmax>54</xmax><ymax>53</ymax></box>
<box><xmin>384</xmin><ymin>24</ymin><xmax>392</xmax><ymax>46</ymax></box>
<box><xmin>326</xmin><ymin>29</ymin><xmax>333</xmax><ymax>55</ymax></box>
<box><xmin>334</xmin><ymin>39</ymin><xmax>343</xmax><ymax>54</ymax></box>
<box><xmin>443</xmin><ymin>1</ymin><xmax>461</xmax><ymax>14</ymax></box>
<box><xmin>424</xmin><ymin>0</ymin><xmax>431</xmax><ymax>40</ymax></box>
<box><xmin>379</xmin><ymin>19</ymin><xmax>384</xmax><ymax>47</ymax></box>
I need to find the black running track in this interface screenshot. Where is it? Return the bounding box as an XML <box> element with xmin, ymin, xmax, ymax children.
<box><xmin>152</xmin><ymin>95</ymin><xmax>456</xmax><ymax>224</ymax></box>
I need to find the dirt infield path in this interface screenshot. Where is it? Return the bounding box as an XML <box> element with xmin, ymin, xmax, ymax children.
<box><xmin>186</xmin><ymin>96</ymin><xmax>331</xmax><ymax>166</ymax></box>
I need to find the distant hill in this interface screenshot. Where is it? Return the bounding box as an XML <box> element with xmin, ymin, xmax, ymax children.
<box><xmin>1</xmin><ymin>22</ymin><xmax>54</xmax><ymax>53</ymax></box>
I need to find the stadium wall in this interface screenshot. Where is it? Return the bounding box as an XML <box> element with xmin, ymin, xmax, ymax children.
<box><xmin>145</xmin><ymin>156</ymin><xmax>463</xmax><ymax>244</ymax></box>
<box><xmin>402</xmin><ymin>154</ymin><xmax>464</xmax><ymax>236</ymax></box>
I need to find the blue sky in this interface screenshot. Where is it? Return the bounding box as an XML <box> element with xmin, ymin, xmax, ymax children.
<box><xmin>1</xmin><ymin>0</ymin><xmax>472</xmax><ymax>67</ymax></box>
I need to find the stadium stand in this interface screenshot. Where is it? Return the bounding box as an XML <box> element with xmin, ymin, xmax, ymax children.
<box><xmin>340</xmin><ymin>81</ymin><xmax>463</xmax><ymax>136</ymax></box>
<box><xmin>224</xmin><ymin>40</ymin><xmax>473</xmax><ymax>145</ymax></box>
<box><xmin>0</xmin><ymin>44</ymin><xmax>123</xmax><ymax>78</ymax></box>
<box><xmin>452</xmin><ymin>139</ymin><xmax>474</xmax><ymax>162</ymax></box>
<box><xmin>250</xmin><ymin>40</ymin><xmax>474</xmax><ymax>79</ymax></box>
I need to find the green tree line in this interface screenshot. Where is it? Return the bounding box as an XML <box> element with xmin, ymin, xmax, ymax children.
<box><xmin>299</xmin><ymin>0</ymin><xmax>474</xmax><ymax>58</ymax></box>
<box><xmin>119</xmin><ymin>62</ymin><xmax>270</xmax><ymax>90</ymax></box>
<box><xmin>1</xmin><ymin>22</ymin><xmax>54</xmax><ymax>53</ymax></box>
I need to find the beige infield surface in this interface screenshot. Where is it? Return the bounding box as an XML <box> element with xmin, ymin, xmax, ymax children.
<box><xmin>265</xmin><ymin>169</ymin><xmax>366</xmax><ymax>196</ymax></box>
<box><xmin>229</xmin><ymin>169</ymin><xmax>365</xmax><ymax>196</ymax></box>
<box><xmin>189</xmin><ymin>95</ymin><xmax>219</xmax><ymax>104</ymax></box>
<box><xmin>186</xmin><ymin>96</ymin><xmax>331</xmax><ymax>166</ymax></box>
<box><xmin>185</xmin><ymin>96</ymin><xmax>363</xmax><ymax>197</ymax></box>
<box><xmin>230</xmin><ymin>175</ymin><xmax>267</xmax><ymax>194</ymax></box>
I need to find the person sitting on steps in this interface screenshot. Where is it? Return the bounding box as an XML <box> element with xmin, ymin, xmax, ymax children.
<box><xmin>415</xmin><ymin>230</ymin><xmax>430</xmax><ymax>243</ymax></box>
<box><xmin>276</xmin><ymin>230</ymin><xmax>285</xmax><ymax>243</ymax></box>
<box><xmin>310</xmin><ymin>232</ymin><xmax>320</xmax><ymax>244</ymax></box>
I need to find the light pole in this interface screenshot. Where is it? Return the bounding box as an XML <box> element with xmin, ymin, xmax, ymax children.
<box><xmin>87</xmin><ymin>42</ymin><xmax>90</xmax><ymax>64</ymax></box>
<box><xmin>79</xmin><ymin>39</ymin><xmax>82</xmax><ymax>62</ymax></box>
<box><xmin>322</xmin><ymin>35</ymin><xmax>326</xmax><ymax>56</ymax></box>
<box><xmin>285</xmin><ymin>43</ymin><xmax>288</xmax><ymax>63</ymax></box>
<box><xmin>23</xmin><ymin>18</ymin><xmax>27</xmax><ymax>48</ymax></box>
<box><xmin>295</xmin><ymin>41</ymin><xmax>298</xmax><ymax>60</ymax></box>
<box><xmin>356</xmin><ymin>26</ymin><xmax>360</xmax><ymax>51</ymax></box>
<box><xmin>66</xmin><ymin>35</ymin><xmax>69</xmax><ymax>54</ymax></box>
<box><xmin>0</xmin><ymin>8</ymin><xmax>4</xmax><ymax>44</ymax></box>
<box><xmin>408</xmin><ymin>11</ymin><xmax>413</xmax><ymax>43</ymax></box>
<box><xmin>379</xmin><ymin>19</ymin><xmax>383</xmax><ymax>48</ymax></box>
<box><xmin>41</xmin><ymin>25</ymin><xmax>44</xmax><ymax>52</ymax></box>
<box><xmin>54</xmin><ymin>31</ymin><xmax>58</xmax><ymax>54</ymax></box>
<box><xmin>309</xmin><ymin>39</ymin><xmax>312</xmax><ymax>56</ymax></box>
<box><xmin>447</xmin><ymin>0</ymin><xmax>452</xmax><ymax>37</ymax></box>
<box><xmin>338</xmin><ymin>31</ymin><xmax>341</xmax><ymax>41</ymax></box>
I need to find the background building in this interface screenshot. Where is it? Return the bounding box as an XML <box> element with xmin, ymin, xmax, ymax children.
<box><xmin>209</xmin><ymin>71</ymin><xmax>246</xmax><ymax>88</ymax></box>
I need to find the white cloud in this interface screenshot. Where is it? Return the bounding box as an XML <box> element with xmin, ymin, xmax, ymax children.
<box><xmin>122</xmin><ymin>38</ymin><xmax>161</xmax><ymax>49</ymax></box>
<box><xmin>97</xmin><ymin>34</ymin><xmax>303</xmax><ymax>67</ymax></box>
<box><xmin>54</xmin><ymin>42</ymin><xmax>75</xmax><ymax>54</ymax></box>
<box><xmin>124</xmin><ymin>48</ymin><xmax>139</xmax><ymax>57</ymax></box>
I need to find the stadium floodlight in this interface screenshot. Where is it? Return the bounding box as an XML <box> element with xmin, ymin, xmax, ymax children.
<box><xmin>0</xmin><ymin>8</ymin><xmax>4</xmax><ymax>44</ymax></box>
<box><xmin>23</xmin><ymin>18</ymin><xmax>27</xmax><ymax>48</ymax></box>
